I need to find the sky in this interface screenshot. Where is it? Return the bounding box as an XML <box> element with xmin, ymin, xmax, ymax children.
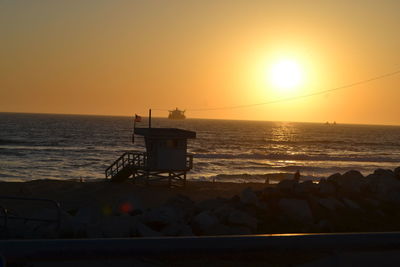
<box><xmin>1</xmin><ymin>0</ymin><xmax>400</xmax><ymax>125</ymax></box>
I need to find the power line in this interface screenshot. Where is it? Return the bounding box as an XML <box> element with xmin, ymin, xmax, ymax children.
<box><xmin>154</xmin><ymin>68</ymin><xmax>400</xmax><ymax>112</ymax></box>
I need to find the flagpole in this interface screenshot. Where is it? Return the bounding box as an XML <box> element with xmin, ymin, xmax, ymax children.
<box><xmin>132</xmin><ymin>114</ymin><xmax>136</xmax><ymax>144</ymax></box>
<box><xmin>149</xmin><ymin>109</ymin><xmax>152</xmax><ymax>128</ymax></box>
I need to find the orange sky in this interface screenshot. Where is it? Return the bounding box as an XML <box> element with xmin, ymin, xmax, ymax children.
<box><xmin>1</xmin><ymin>1</ymin><xmax>400</xmax><ymax>125</ymax></box>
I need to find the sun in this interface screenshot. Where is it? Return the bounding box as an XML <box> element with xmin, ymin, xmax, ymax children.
<box><xmin>268</xmin><ymin>59</ymin><xmax>303</xmax><ymax>92</ymax></box>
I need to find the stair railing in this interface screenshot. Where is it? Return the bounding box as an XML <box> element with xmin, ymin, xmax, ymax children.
<box><xmin>105</xmin><ymin>152</ymin><xmax>147</xmax><ymax>179</ymax></box>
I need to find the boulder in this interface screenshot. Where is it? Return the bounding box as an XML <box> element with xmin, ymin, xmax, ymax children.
<box><xmin>86</xmin><ymin>222</ymin><xmax>104</xmax><ymax>238</ymax></box>
<box><xmin>139</xmin><ymin>206</ymin><xmax>181</xmax><ymax>228</ymax></box>
<box><xmin>374</xmin><ymin>169</ymin><xmax>395</xmax><ymax>178</ymax></box>
<box><xmin>338</xmin><ymin>170</ymin><xmax>365</xmax><ymax>194</ymax></box>
<box><xmin>98</xmin><ymin>216</ymin><xmax>134</xmax><ymax>238</ymax></box>
<box><xmin>366</xmin><ymin>171</ymin><xmax>400</xmax><ymax>200</ymax></box>
<box><xmin>394</xmin><ymin>167</ymin><xmax>400</xmax><ymax>178</ymax></box>
<box><xmin>342</xmin><ymin>198</ymin><xmax>361</xmax><ymax>210</ymax></box>
<box><xmin>318</xmin><ymin>179</ymin><xmax>336</xmax><ymax>196</ymax></box>
<box><xmin>240</xmin><ymin>187</ymin><xmax>259</xmax><ymax>206</ymax></box>
<box><xmin>317</xmin><ymin>219</ymin><xmax>334</xmax><ymax>232</ymax></box>
<box><xmin>227</xmin><ymin>210</ymin><xmax>258</xmax><ymax>230</ymax></box>
<box><xmin>278</xmin><ymin>198</ymin><xmax>313</xmax><ymax>224</ymax></box>
<box><xmin>196</xmin><ymin>198</ymin><xmax>226</xmax><ymax>212</ymax></box>
<box><xmin>327</xmin><ymin>173</ymin><xmax>342</xmax><ymax>184</ymax></box>
<box><xmin>228</xmin><ymin>225</ymin><xmax>252</xmax><ymax>235</ymax></box>
<box><xmin>165</xmin><ymin>194</ymin><xmax>195</xmax><ymax>219</ymax></box>
<box><xmin>134</xmin><ymin>221</ymin><xmax>162</xmax><ymax>237</ymax></box>
<box><xmin>112</xmin><ymin>195</ymin><xmax>142</xmax><ymax>216</ymax></box>
<box><xmin>212</xmin><ymin>204</ymin><xmax>236</xmax><ymax>221</ymax></box>
<box><xmin>202</xmin><ymin>223</ymin><xmax>232</xmax><ymax>236</ymax></box>
<box><xmin>295</xmin><ymin>180</ymin><xmax>316</xmax><ymax>194</ymax></box>
<box><xmin>162</xmin><ymin>223</ymin><xmax>193</xmax><ymax>236</ymax></box>
<box><xmin>192</xmin><ymin>211</ymin><xmax>219</xmax><ymax>233</ymax></box>
<box><xmin>317</xmin><ymin>197</ymin><xmax>344</xmax><ymax>211</ymax></box>
<box><xmin>277</xmin><ymin>179</ymin><xmax>298</xmax><ymax>193</ymax></box>
<box><xmin>74</xmin><ymin>204</ymin><xmax>104</xmax><ymax>224</ymax></box>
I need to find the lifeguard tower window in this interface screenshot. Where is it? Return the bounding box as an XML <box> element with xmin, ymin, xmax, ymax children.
<box><xmin>166</xmin><ymin>139</ymin><xmax>179</xmax><ymax>148</ymax></box>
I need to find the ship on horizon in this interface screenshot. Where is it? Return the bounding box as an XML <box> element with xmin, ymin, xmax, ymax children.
<box><xmin>168</xmin><ymin>108</ymin><xmax>186</xmax><ymax>120</ymax></box>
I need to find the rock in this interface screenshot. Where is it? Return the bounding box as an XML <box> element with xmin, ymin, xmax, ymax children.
<box><xmin>59</xmin><ymin>210</ymin><xmax>76</xmax><ymax>238</ymax></box>
<box><xmin>394</xmin><ymin>167</ymin><xmax>400</xmax><ymax>178</ymax></box>
<box><xmin>317</xmin><ymin>197</ymin><xmax>344</xmax><ymax>211</ymax></box>
<box><xmin>240</xmin><ymin>187</ymin><xmax>259</xmax><ymax>206</ymax></box>
<box><xmin>86</xmin><ymin>222</ymin><xmax>104</xmax><ymax>238</ymax></box>
<box><xmin>212</xmin><ymin>204</ymin><xmax>236</xmax><ymax>221</ymax></box>
<box><xmin>295</xmin><ymin>180</ymin><xmax>316</xmax><ymax>194</ymax></box>
<box><xmin>74</xmin><ymin>204</ymin><xmax>104</xmax><ymax>224</ymax></box>
<box><xmin>343</xmin><ymin>170</ymin><xmax>364</xmax><ymax>180</ymax></box>
<box><xmin>112</xmin><ymin>195</ymin><xmax>142</xmax><ymax>216</ymax></box>
<box><xmin>139</xmin><ymin>206</ymin><xmax>181</xmax><ymax>228</ymax></box>
<box><xmin>202</xmin><ymin>223</ymin><xmax>232</xmax><ymax>236</ymax></box>
<box><xmin>178</xmin><ymin>224</ymin><xmax>195</xmax><ymax>236</ymax></box>
<box><xmin>192</xmin><ymin>211</ymin><xmax>219</xmax><ymax>233</ymax></box>
<box><xmin>341</xmin><ymin>170</ymin><xmax>365</xmax><ymax>193</ymax></box>
<box><xmin>196</xmin><ymin>198</ymin><xmax>226</xmax><ymax>212</ymax></box>
<box><xmin>331</xmin><ymin>170</ymin><xmax>365</xmax><ymax>194</ymax></box>
<box><xmin>134</xmin><ymin>221</ymin><xmax>162</xmax><ymax>237</ymax></box>
<box><xmin>374</xmin><ymin>168</ymin><xmax>395</xmax><ymax>178</ymax></box>
<box><xmin>165</xmin><ymin>194</ymin><xmax>195</xmax><ymax>219</ymax></box>
<box><xmin>162</xmin><ymin>223</ymin><xmax>193</xmax><ymax>236</ymax></box>
<box><xmin>364</xmin><ymin>198</ymin><xmax>380</xmax><ymax>207</ymax></box>
<box><xmin>342</xmin><ymin>198</ymin><xmax>361</xmax><ymax>210</ymax></box>
<box><xmin>99</xmin><ymin>216</ymin><xmax>133</xmax><ymax>238</ymax></box>
<box><xmin>279</xmin><ymin>198</ymin><xmax>313</xmax><ymax>224</ymax></box>
<box><xmin>318</xmin><ymin>179</ymin><xmax>336</xmax><ymax>196</ymax></box>
<box><xmin>228</xmin><ymin>225</ymin><xmax>252</xmax><ymax>235</ymax></box>
<box><xmin>277</xmin><ymin>179</ymin><xmax>298</xmax><ymax>193</ymax></box>
<box><xmin>227</xmin><ymin>210</ymin><xmax>258</xmax><ymax>230</ymax></box>
<box><xmin>327</xmin><ymin>173</ymin><xmax>342</xmax><ymax>184</ymax></box>
<box><xmin>366</xmin><ymin>171</ymin><xmax>400</xmax><ymax>200</ymax></box>
<box><xmin>317</xmin><ymin>219</ymin><xmax>334</xmax><ymax>232</ymax></box>
<box><xmin>6</xmin><ymin>220</ymin><xmax>27</xmax><ymax>238</ymax></box>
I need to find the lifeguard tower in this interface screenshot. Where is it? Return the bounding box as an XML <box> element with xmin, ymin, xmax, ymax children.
<box><xmin>105</xmin><ymin>111</ymin><xmax>196</xmax><ymax>187</ymax></box>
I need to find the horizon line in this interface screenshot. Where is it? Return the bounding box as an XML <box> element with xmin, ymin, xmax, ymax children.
<box><xmin>1</xmin><ymin>110</ymin><xmax>399</xmax><ymax>127</ymax></box>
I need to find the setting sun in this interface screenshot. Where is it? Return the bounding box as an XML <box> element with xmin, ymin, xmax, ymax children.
<box><xmin>268</xmin><ymin>59</ymin><xmax>304</xmax><ymax>92</ymax></box>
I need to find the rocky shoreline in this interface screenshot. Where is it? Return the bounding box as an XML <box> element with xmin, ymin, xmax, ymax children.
<box><xmin>1</xmin><ymin>167</ymin><xmax>400</xmax><ymax>239</ymax></box>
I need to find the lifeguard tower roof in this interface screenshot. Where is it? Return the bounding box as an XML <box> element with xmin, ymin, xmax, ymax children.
<box><xmin>134</xmin><ymin>128</ymin><xmax>196</xmax><ymax>139</ymax></box>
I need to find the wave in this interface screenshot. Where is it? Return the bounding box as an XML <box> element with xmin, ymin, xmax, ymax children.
<box><xmin>194</xmin><ymin>152</ymin><xmax>400</xmax><ymax>163</ymax></box>
<box><xmin>0</xmin><ymin>138</ymin><xmax>35</xmax><ymax>146</ymax></box>
<box><xmin>264</xmin><ymin>139</ymin><xmax>400</xmax><ymax>147</ymax></box>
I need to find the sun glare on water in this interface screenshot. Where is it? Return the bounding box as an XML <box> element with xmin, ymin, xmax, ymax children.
<box><xmin>268</xmin><ymin>59</ymin><xmax>304</xmax><ymax>93</ymax></box>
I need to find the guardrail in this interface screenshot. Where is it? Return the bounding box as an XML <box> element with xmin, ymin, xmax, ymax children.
<box><xmin>1</xmin><ymin>232</ymin><xmax>400</xmax><ymax>263</ymax></box>
<box><xmin>0</xmin><ymin>196</ymin><xmax>61</xmax><ymax>237</ymax></box>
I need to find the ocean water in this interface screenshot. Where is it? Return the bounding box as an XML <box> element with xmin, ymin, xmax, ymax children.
<box><xmin>1</xmin><ymin>112</ymin><xmax>399</xmax><ymax>183</ymax></box>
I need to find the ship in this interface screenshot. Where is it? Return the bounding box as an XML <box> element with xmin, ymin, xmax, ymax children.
<box><xmin>168</xmin><ymin>108</ymin><xmax>186</xmax><ymax>120</ymax></box>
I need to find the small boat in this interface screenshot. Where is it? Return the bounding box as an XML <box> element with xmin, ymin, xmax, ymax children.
<box><xmin>168</xmin><ymin>108</ymin><xmax>186</xmax><ymax>120</ymax></box>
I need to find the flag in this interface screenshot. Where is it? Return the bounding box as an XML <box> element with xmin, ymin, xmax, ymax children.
<box><xmin>134</xmin><ymin>114</ymin><xmax>142</xmax><ymax>122</ymax></box>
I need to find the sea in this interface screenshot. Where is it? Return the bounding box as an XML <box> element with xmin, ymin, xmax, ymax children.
<box><xmin>1</xmin><ymin>112</ymin><xmax>400</xmax><ymax>183</ymax></box>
